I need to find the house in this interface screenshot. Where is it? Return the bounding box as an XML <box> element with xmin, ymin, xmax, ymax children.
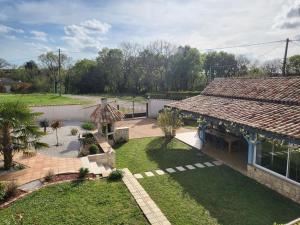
<box><xmin>167</xmin><ymin>77</ymin><xmax>300</xmax><ymax>203</ymax></box>
<box><xmin>0</xmin><ymin>77</ymin><xmax>17</xmax><ymax>93</ymax></box>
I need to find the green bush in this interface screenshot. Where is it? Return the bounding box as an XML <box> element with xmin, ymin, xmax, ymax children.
<box><xmin>0</xmin><ymin>182</ymin><xmax>5</xmax><ymax>201</ymax></box>
<box><xmin>4</xmin><ymin>181</ymin><xmax>17</xmax><ymax>199</ymax></box>
<box><xmin>78</xmin><ymin>167</ymin><xmax>89</xmax><ymax>179</ymax></box>
<box><xmin>147</xmin><ymin>91</ymin><xmax>200</xmax><ymax>100</ymax></box>
<box><xmin>70</xmin><ymin>128</ymin><xmax>79</xmax><ymax>136</ymax></box>
<box><xmin>81</xmin><ymin>122</ymin><xmax>95</xmax><ymax>131</ymax></box>
<box><xmin>108</xmin><ymin>170</ymin><xmax>124</xmax><ymax>181</ymax></box>
<box><xmin>89</xmin><ymin>144</ymin><xmax>100</xmax><ymax>155</ymax></box>
<box><xmin>44</xmin><ymin>170</ymin><xmax>54</xmax><ymax>182</ymax></box>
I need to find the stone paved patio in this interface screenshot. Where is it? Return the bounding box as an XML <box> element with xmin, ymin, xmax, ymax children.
<box><xmin>0</xmin><ymin>153</ymin><xmax>82</xmax><ymax>185</ymax></box>
<box><xmin>122</xmin><ymin>168</ymin><xmax>171</xmax><ymax>225</ymax></box>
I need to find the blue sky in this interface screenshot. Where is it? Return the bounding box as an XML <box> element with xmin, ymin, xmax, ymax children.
<box><xmin>0</xmin><ymin>0</ymin><xmax>299</xmax><ymax>66</ymax></box>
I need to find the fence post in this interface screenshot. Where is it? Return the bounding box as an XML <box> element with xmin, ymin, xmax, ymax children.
<box><xmin>132</xmin><ymin>100</ymin><xmax>135</xmax><ymax>118</ymax></box>
<box><xmin>146</xmin><ymin>103</ymin><xmax>149</xmax><ymax>117</ymax></box>
<box><xmin>117</xmin><ymin>105</ymin><xmax>119</xmax><ymax>110</ymax></box>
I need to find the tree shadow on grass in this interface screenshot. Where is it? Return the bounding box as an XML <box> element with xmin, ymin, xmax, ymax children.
<box><xmin>144</xmin><ymin>137</ymin><xmax>300</xmax><ymax>225</ymax></box>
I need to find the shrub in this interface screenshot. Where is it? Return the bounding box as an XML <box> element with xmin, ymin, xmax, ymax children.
<box><xmin>44</xmin><ymin>170</ymin><xmax>54</xmax><ymax>182</ymax></box>
<box><xmin>108</xmin><ymin>170</ymin><xmax>124</xmax><ymax>181</ymax></box>
<box><xmin>0</xmin><ymin>182</ymin><xmax>6</xmax><ymax>201</ymax></box>
<box><xmin>11</xmin><ymin>82</ymin><xmax>33</xmax><ymax>93</ymax></box>
<box><xmin>5</xmin><ymin>181</ymin><xmax>17</xmax><ymax>199</ymax></box>
<box><xmin>89</xmin><ymin>144</ymin><xmax>100</xmax><ymax>154</ymax></box>
<box><xmin>78</xmin><ymin>167</ymin><xmax>89</xmax><ymax>179</ymax></box>
<box><xmin>70</xmin><ymin>128</ymin><xmax>79</xmax><ymax>136</ymax></box>
<box><xmin>81</xmin><ymin>122</ymin><xmax>95</xmax><ymax>131</ymax></box>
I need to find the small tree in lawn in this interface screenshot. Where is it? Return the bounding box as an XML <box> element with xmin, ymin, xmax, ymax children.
<box><xmin>157</xmin><ymin>108</ymin><xmax>183</xmax><ymax>139</ymax></box>
<box><xmin>51</xmin><ymin>120</ymin><xmax>63</xmax><ymax>146</ymax></box>
<box><xmin>0</xmin><ymin>101</ymin><xmax>48</xmax><ymax>170</ymax></box>
<box><xmin>39</xmin><ymin>119</ymin><xmax>49</xmax><ymax>133</ymax></box>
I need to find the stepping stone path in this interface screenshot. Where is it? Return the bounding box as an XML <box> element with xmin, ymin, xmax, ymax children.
<box><xmin>155</xmin><ymin>169</ymin><xmax>165</xmax><ymax>175</ymax></box>
<box><xmin>122</xmin><ymin>168</ymin><xmax>171</xmax><ymax>225</ymax></box>
<box><xmin>176</xmin><ymin>166</ymin><xmax>186</xmax><ymax>171</ymax></box>
<box><xmin>132</xmin><ymin>161</ymin><xmax>222</xmax><ymax>180</ymax></box>
<box><xmin>194</xmin><ymin>163</ymin><xmax>205</xmax><ymax>168</ymax></box>
<box><xmin>166</xmin><ymin>168</ymin><xmax>176</xmax><ymax>173</ymax></box>
<box><xmin>145</xmin><ymin>171</ymin><xmax>155</xmax><ymax>177</ymax></box>
<box><xmin>134</xmin><ymin>173</ymin><xmax>143</xmax><ymax>179</ymax></box>
<box><xmin>204</xmin><ymin>162</ymin><xmax>214</xmax><ymax>167</ymax></box>
<box><xmin>213</xmin><ymin>160</ymin><xmax>223</xmax><ymax>166</ymax></box>
<box><xmin>186</xmin><ymin>165</ymin><xmax>196</xmax><ymax>170</ymax></box>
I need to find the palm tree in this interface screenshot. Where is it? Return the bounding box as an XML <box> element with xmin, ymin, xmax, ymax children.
<box><xmin>0</xmin><ymin>101</ymin><xmax>48</xmax><ymax>170</ymax></box>
<box><xmin>157</xmin><ymin>108</ymin><xmax>183</xmax><ymax>139</ymax></box>
<box><xmin>51</xmin><ymin>120</ymin><xmax>63</xmax><ymax>146</ymax></box>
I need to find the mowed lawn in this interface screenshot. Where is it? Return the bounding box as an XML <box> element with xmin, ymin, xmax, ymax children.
<box><xmin>0</xmin><ymin>180</ymin><xmax>149</xmax><ymax>225</ymax></box>
<box><xmin>0</xmin><ymin>93</ymin><xmax>91</xmax><ymax>106</ymax></box>
<box><xmin>115</xmin><ymin>137</ymin><xmax>300</xmax><ymax>225</ymax></box>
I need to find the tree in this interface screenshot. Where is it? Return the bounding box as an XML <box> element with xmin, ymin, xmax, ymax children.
<box><xmin>262</xmin><ymin>59</ymin><xmax>282</xmax><ymax>76</ymax></box>
<box><xmin>39</xmin><ymin>52</ymin><xmax>70</xmax><ymax>93</ymax></box>
<box><xmin>51</xmin><ymin>120</ymin><xmax>63</xmax><ymax>146</ymax></box>
<box><xmin>287</xmin><ymin>55</ymin><xmax>300</xmax><ymax>75</ymax></box>
<box><xmin>0</xmin><ymin>102</ymin><xmax>48</xmax><ymax>169</ymax></box>
<box><xmin>24</xmin><ymin>60</ymin><xmax>38</xmax><ymax>71</ymax></box>
<box><xmin>0</xmin><ymin>58</ymin><xmax>9</xmax><ymax>69</ymax></box>
<box><xmin>39</xmin><ymin>119</ymin><xmax>49</xmax><ymax>133</ymax></box>
<box><xmin>157</xmin><ymin>108</ymin><xmax>183</xmax><ymax>139</ymax></box>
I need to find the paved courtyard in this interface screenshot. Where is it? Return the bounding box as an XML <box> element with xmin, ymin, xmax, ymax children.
<box><xmin>38</xmin><ymin>121</ymin><xmax>88</xmax><ymax>158</ymax></box>
<box><xmin>116</xmin><ymin>118</ymin><xmax>195</xmax><ymax>139</ymax></box>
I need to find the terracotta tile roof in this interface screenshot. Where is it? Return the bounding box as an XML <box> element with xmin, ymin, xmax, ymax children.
<box><xmin>167</xmin><ymin>77</ymin><xmax>300</xmax><ymax>140</ymax></box>
<box><xmin>202</xmin><ymin>77</ymin><xmax>300</xmax><ymax>105</ymax></box>
<box><xmin>91</xmin><ymin>104</ymin><xmax>124</xmax><ymax>124</ymax></box>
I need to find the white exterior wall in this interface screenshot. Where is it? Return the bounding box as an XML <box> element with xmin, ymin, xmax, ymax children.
<box><xmin>148</xmin><ymin>99</ymin><xmax>176</xmax><ymax>118</ymax></box>
<box><xmin>31</xmin><ymin>105</ymin><xmax>97</xmax><ymax>122</ymax></box>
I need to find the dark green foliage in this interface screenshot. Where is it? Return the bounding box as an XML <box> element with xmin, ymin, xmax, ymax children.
<box><xmin>78</xmin><ymin>167</ymin><xmax>89</xmax><ymax>179</ymax></box>
<box><xmin>89</xmin><ymin>144</ymin><xmax>100</xmax><ymax>154</ymax></box>
<box><xmin>39</xmin><ymin>119</ymin><xmax>49</xmax><ymax>133</ymax></box>
<box><xmin>81</xmin><ymin>122</ymin><xmax>95</xmax><ymax>131</ymax></box>
<box><xmin>108</xmin><ymin>170</ymin><xmax>124</xmax><ymax>181</ymax></box>
<box><xmin>0</xmin><ymin>182</ymin><xmax>5</xmax><ymax>201</ymax></box>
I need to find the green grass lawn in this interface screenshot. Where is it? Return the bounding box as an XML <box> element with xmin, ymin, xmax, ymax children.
<box><xmin>0</xmin><ymin>93</ymin><xmax>92</xmax><ymax>106</ymax></box>
<box><xmin>115</xmin><ymin>137</ymin><xmax>300</xmax><ymax>225</ymax></box>
<box><xmin>0</xmin><ymin>180</ymin><xmax>149</xmax><ymax>225</ymax></box>
<box><xmin>115</xmin><ymin>137</ymin><xmax>212</xmax><ymax>173</ymax></box>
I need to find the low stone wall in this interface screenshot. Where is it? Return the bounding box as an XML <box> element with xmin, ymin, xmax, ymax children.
<box><xmin>247</xmin><ymin>165</ymin><xmax>300</xmax><ymax>204</ymax></box>
<box><xmin>114</xmin><ymin>127</ymin><xmax>129</xmax><ymax>142</ymax></box>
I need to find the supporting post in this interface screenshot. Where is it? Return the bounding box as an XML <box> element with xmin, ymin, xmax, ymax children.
<box><xmin>198</xmin><ymin>125</ymin><xmax>207</xmax><ymax>150</ymax></box>
<box><xmin>282</xmin><ymin>38</ymin><xmax>289</xmax><ymax>76</ymax></box>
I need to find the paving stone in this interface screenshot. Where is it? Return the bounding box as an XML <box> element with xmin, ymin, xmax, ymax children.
<box><xmin>212</xmin><ymin>160</ymin><xmax>223</xmax><ymax>166</ymax></box>
<box><xmin>176</xmin><ymin>166</ymin><xmax>186</xmax><ymax>171</ymax></box>
<box><xmin>204</xmin><ymin>162</ymin><xmax>214</xmax><ymax>167</ymax></box>
<box><xmin>194</xmin><ymin>163</ymin><xmax>205</xmax><ymax>168</ymax></box>
<box><xmin>145</xmin><ymin>171</ymin><xmax>155</xmax><ymax>177</ymax></box>
<box><xmin>134</xmin><ymin>173</ymin><xmax>144</xmax><ymax>179</ymax></box>
<box><xmin>165</xmin><ymin>168</ymin><xmax>176</xmax><ymax>173</ymax></box>
<box><xmin>155</xmin><ymin>169</ymin><xmax>165</xmax><ymax>175</ymax></box>
<box><xmin>185</xmin><ymin>165</ymin><xmax>196</xmax><ymax>170</ymax></box>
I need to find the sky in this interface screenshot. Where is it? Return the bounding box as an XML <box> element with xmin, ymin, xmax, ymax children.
<box><xmin>0</xmin><ymin>0</ymin><xmax>299</xmax><ymax>66</ymax></box>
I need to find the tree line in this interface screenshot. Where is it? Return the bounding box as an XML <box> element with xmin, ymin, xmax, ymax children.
<box><xmin>1</xmin><ymin>40</ymin><xmax>300</xmax><ymax>94</ymax></box>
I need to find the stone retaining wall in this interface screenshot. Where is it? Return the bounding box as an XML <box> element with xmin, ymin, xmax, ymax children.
<box><xmin>114</xmin><ymin>127</ymin><xmax>129</xmax><ymax>142</ymax></box>
<box><xmin>247</xmin><ymin>165</ymin><xmax>300</xmax><ymax>204</ymax></box>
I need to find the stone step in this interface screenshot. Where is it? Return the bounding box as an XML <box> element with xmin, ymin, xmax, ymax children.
<box><xmin>80</xmin><ymin>156</ymin><xmax>90</xmax><ymax>168</ymax></box>
<box><xmin>89</xmin><ymin>162</ymin><xmax>101</xmax><ymax>174</ymax></box>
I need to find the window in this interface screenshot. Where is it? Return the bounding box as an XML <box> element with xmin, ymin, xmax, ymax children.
<box><xmin>255</xmin><ymin>139</ymin><xmax>300</xmax><ymax>184</ymax></box>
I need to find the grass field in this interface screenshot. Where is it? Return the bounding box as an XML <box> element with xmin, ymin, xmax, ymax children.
<box><xmin>0</xmin><ymin>180</ymin><xmax>149</xmax><ymax>225</ymax></box>
<box><xmin>115</xmin><ymin>137</ymin><xmax>300</xmax><ymax>225</ymax></box>
<box><xmin>0</xmin><ymin>93</ymin><xmax>92</xmax><ymax>106</ymax></box>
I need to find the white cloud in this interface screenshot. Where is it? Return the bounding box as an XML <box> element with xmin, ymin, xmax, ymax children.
<box><xmin>63</xmin><ymin>19</ymin><xmax>110</xmax><ymax>52</ymax></box>
<box><xmin>30</xmin><ymin>30</ymin><xmax>47</xmax><ymax>41</ymax></box>
<box><xmin>273</xmin><ymin>0</ymin><xmax>300</xmax><ymax>29</ymax></box>
<box><xmin>0</xmin><ymin>24</ymin><xmax>24</xmax><ymax>34</ymax></box>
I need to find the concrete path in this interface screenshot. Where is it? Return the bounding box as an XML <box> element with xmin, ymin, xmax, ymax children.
<box><xmin>122</xmin><ymin>168</ymin><xmax>171</xmax><ymax>225</ymax></box>
<box><xmin>175</xmin><ymin>131</ymin><xmax>200</xmax><ymax>149</ymax></box>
